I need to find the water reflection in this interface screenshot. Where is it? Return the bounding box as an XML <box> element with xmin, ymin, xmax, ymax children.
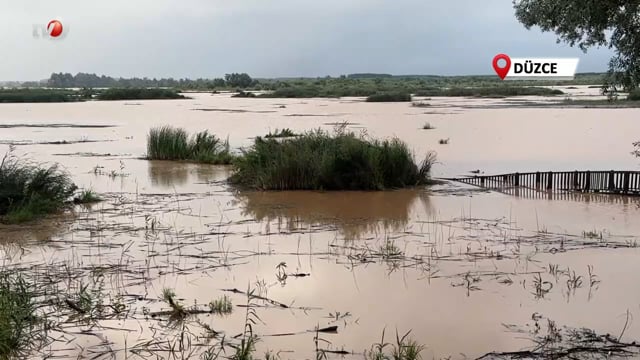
<box><xmin>0</xmin><ymin>213</ymin><xmax>73</xmax><ymax>244</ymax></box>
<box><xmin>147</xmin><ymin>161</ymin><xmax>231</xmax><ymax>188</ymax></box>
<box><xmin>489</xmin><ymin>185</ymin><xmax>640</xmax><ymax>206</ymax></box>
<box><xmin>233</xmin><ymin>189</ymin><xmax>432</xmax><ymax>240</ymax></box>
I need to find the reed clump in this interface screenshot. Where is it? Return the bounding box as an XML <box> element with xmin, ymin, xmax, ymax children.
<box><xmin>229</xmin><ymin>127</ymin><xmax>436</xmax><ymax>190</ymax></box>
<box><xmin>146</xmin><ymin>126</ymin><xmax>234</xmax><ymax>164</ymax></box>
<box><xmin>0</xmin><ymin>151</ymin><xmax>78</xmax><ymax>223</ymax></box>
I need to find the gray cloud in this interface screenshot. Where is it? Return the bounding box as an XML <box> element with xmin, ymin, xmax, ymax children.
<box><xmin>0</xmin><ymin>0</ymin><xmax>614</xmax><ymax>80</ymax></box>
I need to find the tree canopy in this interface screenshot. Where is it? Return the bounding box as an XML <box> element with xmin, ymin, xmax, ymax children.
<box><xmin>513</xmin><ymin>0</ymin><xmax>640</xmax><ymax>90</ymax></box>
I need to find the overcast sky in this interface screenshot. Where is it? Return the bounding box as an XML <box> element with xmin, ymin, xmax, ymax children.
<box><xmin>0</xmin><ymin>0</ymin><xmax>615</xmax><ymax>80</ymax></box>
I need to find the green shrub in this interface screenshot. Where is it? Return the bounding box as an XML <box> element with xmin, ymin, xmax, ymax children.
<box><xmin>146</xmin><ymin>126</ymin><xmax>234</xmax><ymax>164</ymax></box>
<box><xmin>229</xmin><ymin>128</ymin><xmax>435</xmax><ymax>190</ymax></box>
<box><xmin>97</xmin><ymin>88</ymin><xmax>186</xmax><ymax>100</ymax></box>
<box><xmin>366</xmin><ymin>92</ymin><xmax>412</xmax><ymax>102</ymax></box>
<box><xmin>0</xmin><ymin>151</ymin><xmax>78</xmax><ymax>223</ymax></box>
<box><xmin>627</xmin><ymin>89</ymin><xmax>640</xmax><ymax>101</ymax></box>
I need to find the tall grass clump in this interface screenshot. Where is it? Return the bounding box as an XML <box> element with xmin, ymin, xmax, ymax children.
<box><xmin>146</xmin><ymin>126</ymin><xmax>234</xmax><ymax>164</ymax></box>
<box><xmin>229</xmin><ymin>127</ymin><xmax>436</xmax><ymax>190</ymax></box>
<box><xmin>0</xmin><ymin>272</ymin><xmax>47</xmax><ymax>358</ymax></box>
<box><xmin>0</xmin><ymin>150</ymin><xmax>77</xmax><ymax>223</ymax></box>
<box><xmin>366</xmin><ymin>92</ymin><xmax>412</xmax><ymax>102</ymax></box>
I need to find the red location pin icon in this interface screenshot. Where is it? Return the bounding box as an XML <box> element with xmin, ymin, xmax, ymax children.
<box><xmin>492</xmin><ymin>54</ymin><xmax>511</xmax><ymax>80</ymax></box>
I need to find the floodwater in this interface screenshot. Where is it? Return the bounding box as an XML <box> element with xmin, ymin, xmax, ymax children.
<box><xmin>1</xmin><ymin>86</ymin><xmax>640</xmax><ymax>359</ymax></box>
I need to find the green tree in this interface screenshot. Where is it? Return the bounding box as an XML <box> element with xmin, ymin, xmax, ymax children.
<box><xmin>224</xmin><ymin>73</ymin><xmax>253</xmax><ymax>88</ymax></box>
<box><xmin>513</xmin><ymin>0</ymin><xmax>640</xmax><ymax>90</ymax></box>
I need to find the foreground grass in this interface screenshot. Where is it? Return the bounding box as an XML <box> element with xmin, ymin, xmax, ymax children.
<box><xmin>146</xmin><ymin>126</ymin><xmax>234</xmax><ymax>164</ymax></box>
<box><xmin>229</xmin><ymin>127</ymin><xmax>435</xmax><ymax>190</ymax></box>
<box><xmin>0</xmin><ymin>272</ymin><xmax>46</xmax><ymax>359</ymax></box>
<box><xmin>97</xmin><ymin>88</ymin><xmax>186</xmax><ymax>100</ymax></box>
<box><xmin>0</xmin><ymin>151</ymin><xmax>78</xmax><ymax>223</ymax></box>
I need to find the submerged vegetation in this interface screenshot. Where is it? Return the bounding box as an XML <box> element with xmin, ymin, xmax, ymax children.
<box><xmin>0</xmin><ymin>88</ymin><xmax>85</xmax><ymax>103</ymax></box>
<box><xmin>96</xmin><ymin>88</ymin><xmax>186</xmax><ymax>100</ymax></box>
<box><xmin>364</xmin><ymin>329</ymin><xmax>425</xmax><ymax>360</ymax></box>
<box><xmin>229</xmin><ymin>126</ymin><xmax>436</xmax><ymax>190</ymax></box>
<box><xmin>146</xmin><ymin>126</ymin><xmax>234</xmax><ymax>164</ymax></box>
<box><xmin>0</xmin><ymin>88</ymin><xmax>185</xmax><ymax>103</ymax></box>
<box><xmin>0</xmin><ymin>151</ymin><xmax>78</xmax><ymax>223</ymax></box>
<box><xmin>421</xmin><ymin>122</ymin><xmax>435</xmax><ymax>130</ymax></box>
<box><xmin>366</xmin><ymin>92</ymin><xmax>412</xmax><ymax>102</ymax></box>
<box><xmin>72</xmin><ymin>189</ymin><xmax>102</xmax><ymax>204</ymax></box>
<box><xmin>415</xmin><ymin>86</ymin><xmax>564</xmax><ymax>97</ymax></box>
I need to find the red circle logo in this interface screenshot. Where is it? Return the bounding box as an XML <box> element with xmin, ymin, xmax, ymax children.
<box><xmin>47</xmin><ymin>20</ymin><xmax>63</xmax><ymax>37</ymax></box>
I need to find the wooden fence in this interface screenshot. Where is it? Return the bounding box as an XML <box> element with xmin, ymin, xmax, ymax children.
<box><xmin>446</xmin><ymin>170</ymin><xmax>640</xmax><ymax>195</ymax></box>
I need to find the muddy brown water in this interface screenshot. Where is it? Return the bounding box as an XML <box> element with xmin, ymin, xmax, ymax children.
<box><xmin>1</xmin><ymin>86</ymin><xmax>640</xmax><ymax>359</ymax></box>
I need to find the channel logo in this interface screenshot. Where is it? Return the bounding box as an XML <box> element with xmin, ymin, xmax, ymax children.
<box><xmin>492</xmin><ymin>54</ymin><xmax>579</xmax><ymax>81</ymax></box>
<box><xmin>33</xmin><ymin>19</ymin><xmax>68</xmax><ymax>40</ymax></box>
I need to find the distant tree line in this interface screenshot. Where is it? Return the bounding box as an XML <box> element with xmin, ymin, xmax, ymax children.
<box><xmin>46</xmin><ymin>72</ymin><xmax>258</xmax><ymax>89</ymax></box>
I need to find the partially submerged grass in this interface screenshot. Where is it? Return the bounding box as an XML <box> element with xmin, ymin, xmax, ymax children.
<box><xmin>0</xmin><ymin>150</ymin><xmax>78</xmax><ymax>223</ymax></box>
<box><xmin>414</xmin><ymin>86</ymin><xmax>563</xmax><ymax>97</ymax></box>
<box><xmin>264</xmin><ymin>128</ymin><xmax>297</xmax><ymax>138</ymax></box>
<box><xmin>161</xmin><ymin>288</ymin><xmax>187</xmax><ymax>321</ymax></box>
<box><xmin>421</xmin><ymin>122</ymin><xmax>435</xmax><ymax>130</ymax></box>
<box><xmin>146</xmin><ymin>126</ymin><xmax>234</xmax><ymax>164</ymax></box>
<box><xmin>229</xmin><ymin>127</ymin><xmax>436</xmax><ymax>190</ymax></box>
<box><xmin>438</xmin><ymin>138</ymin><xmax>449</xmax><ymax>145</ymax></box>
<box><xmin>366</xmin><ymin>92</ymin><xmax>412</xmax><ymax>102</ymax></box>
<box><xmin>583</xmin><ymin>229</ymin><xmax>603</xmax><ymax>240</ymax></box>
<box><xmin>0</xmin><ymin>88</ymin><xmax>84</xmax><ymax>103</ymax></box>
<box><xmin>96</xmin><ymin>88</ymin><xmax>186</xmax><ymax>100</ymax></box>
<box><xmin>232</xmin><ymin>91</ymin><xmax>257</xmax><ymax>98</ymax></box>
<box><xmin>73</xmin><ymin>189</ymin><xmax>102</xmax><ymax>204</ymax></box>
<box><xmin>411</xmin><ymin>101</ymin><xmax>430</xmax><ymax>108</ymax></box>
<box><xmin>364</xmin><ymin>328</ymin><xmax>425</xmax><ymax>360</ymax></box>
<box><xmin>0</xmin><ymin>272</ymin><xmax>47</xmax><ymax>359</ymax></box>
<box><xmin>209</xmin><ymin>295</ymin><xmax>233</xmax><ymax>315</ymax></box>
